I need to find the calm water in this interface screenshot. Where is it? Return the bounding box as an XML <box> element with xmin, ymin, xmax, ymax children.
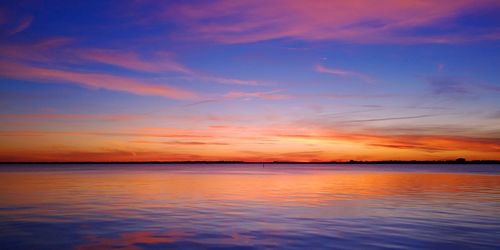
<box><xmin>0</xmin><ymin>164</ymin><xmax>499</xmax><ymax>249</ymax></box>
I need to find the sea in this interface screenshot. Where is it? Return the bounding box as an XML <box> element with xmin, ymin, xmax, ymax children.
<box><xmin>0</xmin><ymin>164</ymin><xmax>499</xmax><ymax>249</ymax></box>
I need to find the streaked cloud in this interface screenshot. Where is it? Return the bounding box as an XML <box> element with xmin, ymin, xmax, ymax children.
<box><xmin>224</xmin><ymin>90</ymin><xmax>289</xmax><ymax>100</ymax></box>
<box><xmin>0</xmin><ymin>113</ymin><xmax>138</xmax><ymax>122</ymax></box>
<box><xmin>428</xmin><ymin>77</ymin><xmax>472</xmax><ymax>96</ymax></box>
<box><xmin>8</xmin><ymin>15</ymin><xmax>33</xmax><ymax>35</ymax></box>
<box><xmin>344</xmin><ymin>115</ymin><xmax>434</xmax><ymax>123</ymax></box>
<box><xmin>198</xmin><ymin>76</ymin><xmax>261</xmax><ymax>86</ymax></box>
<box><xmin>271</xmin><ymin>128</ymin><xmax>500</xmax><ymax>153</ymax></box>
<box><xmin>163</xmin><ymin>0</ymin><xmax>500</xmax><ymax>44</ymax></box>
<box><xmin>76</xmin><ymin>49</ymin><xmax>193</xmax><ymax>74</ymax></box>
<box><xmin>0</xmin><ymin>60</ymin><xmax>196</xmax><ymax>99</ymax></box>
<box><xmin>0</xmin><ymin>38</ymin><xmax>263</xmax><ymax>92</ymax></box>
<box><xmin>0</xmin><ymin>37</ymin><xmax>73</xmax><ymax>63</ymax></box>
<box><xmin>1</xmin><ymin>123</ymin><xmax>498</xmax><ymax>162</ymax></box>
<box><xmin>316</xmin><ymin>65</ymin><xmax>372</xmax><ymax>82</ymax></box>
<box><xmin>131</xmin><ymin>140</ymin><xmax>229</xmax><ymax>146</ymax></box>
<box><xmin>0</xmin><ymin>129</ymin><xmax>214</xmax><ymax>139</ymax></box>
<box><xmin>182</xmin><ymin>99</ymin><xmax>219</xmax><ymax>107</ymax></box>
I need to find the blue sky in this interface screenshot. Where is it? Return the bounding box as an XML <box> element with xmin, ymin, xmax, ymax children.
<box><xmin>1</xmin><ymin>0</ymin><xmax>499</xmax><ymax>161</ymax></box>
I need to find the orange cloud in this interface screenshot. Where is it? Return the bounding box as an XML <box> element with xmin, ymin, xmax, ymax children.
<box><xmin>131</xmin><ymin>140</ymin><xmax>229</xmax><ymax>146</ymax></box>
<box><xmin>271</xmin><ymin>129</ymin><xmax>500</xmax><ymax>153</ymax></box>
<box><xmin>0</xmin><ymin>60</ymin><xmax>196</xmax><ymax>99</ymax></box>
<box><xmin>1</xmin><ymin>122</ymin><xmax>499</xmax><ymax>162</ymax></box>
<box><xmin>0</xmin><ymin>129</ymin><xmax>216</xmax><ymax>139</ymax></box>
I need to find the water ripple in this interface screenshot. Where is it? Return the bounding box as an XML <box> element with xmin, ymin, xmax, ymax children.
<box><xmin>1</xmin><ymin>164</ymin><xmax>499</xmax><ymax>249</ymax></box>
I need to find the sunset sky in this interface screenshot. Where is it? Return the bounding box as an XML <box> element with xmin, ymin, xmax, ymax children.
<box><xmin>1</xmin><ymin>0</ymin><xmax>499</xmax><ymax>162</ymax></box>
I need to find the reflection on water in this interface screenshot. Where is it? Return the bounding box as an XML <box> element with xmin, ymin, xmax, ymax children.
<box><xmin>0</xmin><ymin>164</ymin><xmax>499</xmax><ymax>249</ymax></box>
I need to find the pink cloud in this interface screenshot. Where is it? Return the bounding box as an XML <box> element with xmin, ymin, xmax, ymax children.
<box><xmin>164</xmin><ymin>0</ymin><xmax>500</xmax><ymax>44</ymax></box>
<box><xmin>0</xmin><ymin>8</ymin><xmax>33</xmax><ymax>36</ymax></box>
<box><xmin>76</xmin><ymin>49</ymin><xmax>193</xmax><ymax>74</ymax></box>
<box><xmin>176</xmin><ymin>74</ymin><xmax>265</xmax><ymax>86</ymax></box>
<box><xmin>199</xmin><ymin>76</ymin><xmax>261</xmax><ymax>86</ymax></box>
<box><xmin>75</xmin><ymin>49</ymin><xmax>265</xmax><ymax>86</ymax></box>
<box><xmin>8</xmin><ymin>15</ymin><xmax>33</xmax><ymax>35</ymax></box>
<box><xmin>0</xmin><ymin>60</ymin><xmax>195</xmax><ymax>99</ymax></box>
<box><xmin>33</xmin><ymin>37</ymin><xmax>75</xmax><ymax>49</ymax></box>
<box><xmin>0</xmin><ymin>113</ymin><xmax>138</xmax><ymax>122</ymax></box>
<box><xmin>0</xmin><ymin>38</ymin><xmax>262</xmax><ymax>88</ymax></box>
<box><xmin>0</xmin><ymin>37</ymin><xmax>74</xmax><ymax>63</ymax></box>
<box><xmin>224</xmin><ymin>90</ymin><xmax>289</xmax><ymax>100</ymax></box>
<box><xmin>315</xmin><ymin>64</ymin><xmax>373</xmax><ymax>82</ymax></box>
<box><xmin>77</xmin><ymin>51</ymin><xmax>267</xmax><ymax>86</ymax></box>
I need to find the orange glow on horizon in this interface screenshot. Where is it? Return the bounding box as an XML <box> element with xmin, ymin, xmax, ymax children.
<box><xmin>0</xmin><ymin>124</ymin><xmax>498</xmax><ymax>162</ymax></box>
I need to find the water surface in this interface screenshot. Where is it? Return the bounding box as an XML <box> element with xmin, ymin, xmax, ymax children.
<box><xmin>0</xmin><ymin>164</ymin><xmax>499</xmax><ymax>249</ymax></box>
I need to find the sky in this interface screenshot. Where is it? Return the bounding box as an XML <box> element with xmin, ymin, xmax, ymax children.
<box><xmin>0</xmin><ymin>0</ymin><xmax>499</xmax><ymax>162</ymax></box>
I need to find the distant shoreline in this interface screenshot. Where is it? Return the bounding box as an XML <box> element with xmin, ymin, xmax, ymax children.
<box><xmin>0</xmin><ymin>160</ymin><xmax>499</xmax><ymax>164</ymax></box>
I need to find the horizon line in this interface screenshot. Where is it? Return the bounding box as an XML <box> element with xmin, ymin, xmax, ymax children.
<box><xmin>1</xmin><ymin>159</ymin><xmax>499</xmax><ymax>164</ymax></box>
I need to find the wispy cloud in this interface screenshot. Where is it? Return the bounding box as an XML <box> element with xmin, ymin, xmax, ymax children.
<box><xmin>487</xmin><ymin>110</ymin><xmax>500</xmax><ymax>119</ymax></box>
<box><xmin>199</xmin><ymin>76</ymin><xmax>261</xmax><ymax>86</ymax></box>
<box><xmin>224</xmin><ymin>90</ymin><xmax>289</xmax><ymax>100</ymax></box>
<box><xmin>426</xmin><ymin>76</ymin><xmax>500</xmax><ymax>100</ymax></box>
<box><xmin>345</xmin><ymin>115</ymin><xmax>434</xmax><ymax>123</ymax></box>
<box><xmin>271</xmin><ymin>128</ymin><xmax>500</xmax><ymax>153</ymax></box>
<box><xmin>316</xmin><ymin>64</ymin><xmax>372</xmax><ymax>82</ymax></box>
<box><xmin>1</xmin><ymin>121</ymin><xmax>499</xmax><ymax>161</ymax></box>
<box><xmin>0</xmin><ymin>113</ymin><xmax>138</xmax><ymax>122</ymax></box>
<box><xmin>76</xmin><ymin>49</ymin><xmax>193</xmax><ymax>74</ymax></box>
<box><xmin>0</xmin><ymin>40</ymin><xmax>203</xmax><ymax>100</ymax></box>
<box><xmin>162</xmin><ymin>0</ymin><xmax>500</xmax><ymax>44</ymax></box>
<box><xmin>480</xmin><ymin>84</ymin><xmax>500</xmax><ymax>93</ymax></box>
<box><xmin>0</xmin><ymin>37</ymin><xmax>74</xmax><ymax>63</ymax></box>
<box><xmin>182</xmin><ymin>99</ymin><xmax>218</xmax><ymax>107</ymax></box>
<box><xmin>175</xmin><ymin>75</ymin><xmax>265</xmax><ymax>86</ymax></box>
<box><xmin>428</xmin><ymin>77</ymin><xmax>472</xmax><ymax>96</ymax></box>
<box><xmin>8</xmin><ymin>15</ymin><xmax>33</xmax><ymax>35</ymax></box>
<box><xmin>0</xmin><ymin>129</ymin><xmax>214</xmax><ymax>139</ymax></box>
<box><xmin>0</xmin><ymin>33</ymin><xmax>200</xmax><ymax>100</ymax></box>
<box><xmin>0</xmin><ymin>60</ymin><xmax>196</xmax><ymax>99</ymax></box>
<box><xmin>131</xmin><ymin>140</ymin><xmax>229</xmax><ymax>146</ymax></box>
